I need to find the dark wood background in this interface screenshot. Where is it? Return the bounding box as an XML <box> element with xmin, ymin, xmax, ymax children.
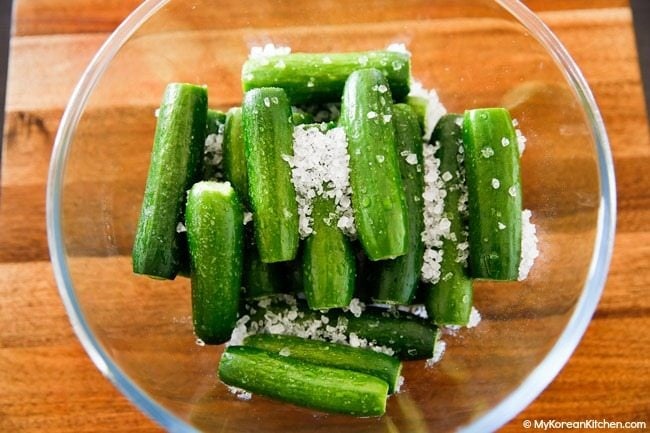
<box><xmin>1</xmin><ymin>1</ymin><xmax>648</xmax><ymax>432</ymax></box>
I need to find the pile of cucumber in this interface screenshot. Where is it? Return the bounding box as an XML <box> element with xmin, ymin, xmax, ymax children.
<box><xmin>132</xmin><ymin>48</ymin><xmax>527</xmax><ymax>416</ymax></box>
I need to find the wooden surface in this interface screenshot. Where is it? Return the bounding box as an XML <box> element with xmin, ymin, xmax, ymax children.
<box><xmin>1</xmin><ymin>0</ymin><xmax>648</xmax><ymax>432</ymax></box>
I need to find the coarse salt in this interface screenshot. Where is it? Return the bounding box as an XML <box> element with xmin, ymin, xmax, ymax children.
<box><xmin>426</xmin><ymin>340</ymin><xmax>446</xmax><ymax>367</ymax></box>
<box><xmin>467</xmin><ymin>307</ymin><xmax>482</xmax><ymax>328</ymax></box>
<box><xmin>408</xmin><ymin>80</ymin><xmax>447</xmax><ymax>141</ymax></box>
<box><xmin>204</xmin><ymin>123</ymin><xmax>225</xmax><ymax>180</ymax></box>
<box><xmin>518</xmin><ymin>209</ymin><xmax>539</xmax><ymax>280</ymax></box>
<box><xmin>249</xmin><ymin>43</ymin><xmax>291</xmax><ymax>59</ymax></box>
<box><xmin>285</xmin><ymin>125</ymin><xmax>355</xmax><ymax>238</ymax></box>
<box><xmin>230</xmin><ymin>295</ymin><xmax>394</xmax><ymax>355</ymax></box>
<box><xmin>420</xmin><ymin>142</ymin><xmax>448</xmax><ymax>284</ymax></box>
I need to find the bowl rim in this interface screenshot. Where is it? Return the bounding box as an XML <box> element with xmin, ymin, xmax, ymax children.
<box><xmin>46</xmin><ymin>0</ymin><xmax>617</xmax><ymax>432</ymax></box>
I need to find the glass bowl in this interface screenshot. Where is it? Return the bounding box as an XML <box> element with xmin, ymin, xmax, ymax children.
<box><xmin>46</xmin><ymin>0</ymin><xmax>616</xmax><ymax>431</ymax></box>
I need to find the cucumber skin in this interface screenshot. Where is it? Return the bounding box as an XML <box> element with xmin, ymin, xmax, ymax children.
<box><xmin>242</xmin><ymin>88</ymin><xmax>299</xmax><ymax>263</ymax></box>
<box><xmin>340</xmin><ymin>68</ymin><xmax>409</xmax><ymax>261</ymax></box>
<box><xmin>247</xmin><ymin>300</ymin><xmax>440</xmax><ymax>360</ymax></box>
<box><xmin>132</xmin><ymin>83</ymin><xmax>207</xmax><ymax>279</ymax></box>
<box><xmin>243</xmin><ymin>227</ymin><xmax>283</xmax><ymax>299</ymax></box>
<box><xmin>426</xmin><ymin>114</ymin><xmax>473</xmax><ymax>325</ymax></box>
<box><xmin>219</xmin><ymin>345</ymin><xmax>388</xmax><ymax>416</ymax></box>
<box><xmin>222</xmin><ymin>107</ymin><xmax>248</xmax><ymax>204</ymax></box>
<box><xmin>463</xmin><ymin>108</ymin><xmax>522</xmax><ymax>280</ymax></box>
<box><xmin>342</xmin><ymin>308</ymin><xmax>440</xmax><ymax>360</ymax></box>
<box><xmin>243</xmin><ymin>51</ymin><xmax>411</xmax><ymax>104</ymax></box>
<box><xmin>207</xmin><ymin>109</ymin><xmax>226</xmax><ymax>135</ymax></box>
<box><xmin>372</xmin><ymin>104</ymin><xmax>425</xmax><ymax>304</ymax></box>
<box><xmin>302</xmin><ymin>197</ymin><xmax>356</xmax><ymax>310</ymax></box>
<box><xmin>243</xmin><ymin>334</ymin><xmax>401</xmax><ymax>393</ymax></box>
<box><xmin>186</xmin><ymin>182</ymin><xmax>243</xmax><ymax>344</ymax></box>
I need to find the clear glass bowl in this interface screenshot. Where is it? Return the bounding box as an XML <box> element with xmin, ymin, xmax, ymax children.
<box><xmin>46</xmin><ymin>0</ymin><xmax>616</xmax><ymax>431</ymax></box>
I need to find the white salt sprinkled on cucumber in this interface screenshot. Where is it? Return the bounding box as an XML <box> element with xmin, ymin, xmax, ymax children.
<box><xmin>408</xmin><ymin>80</ymin><xmax>447</xmax><ymax>141</ymax></box>
<box><xmin>284</xmin><ymin>125</ymin><xmax>355</xmax><ymax>238</ymax></box>
<box><xmin>420</xmin><ymin>142</ymin><xmax>449</xmax><ymax>284</ymax></box>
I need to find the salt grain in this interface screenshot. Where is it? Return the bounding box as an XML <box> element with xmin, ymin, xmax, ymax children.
<box><xmin>228</xmin><ymin>386</ymin><xmax>252</xmax><ymax>400</ymax></box>
<box><xmin>386</xmin><ymin>43</ymin><xmax>410</xmax><ymax>55</ymax></box>
<box><xmin>481</xmin><ymin>147</ymin><xmax>495</xmax><ymax>158</ymax></box>
<box><xmin>518</xmin><ymin>209</ymin><xmax>539</xmax><ymax>280</ymax></box>
<box><xmin>404</xmin><ymin>152</ymin><xmax>418</xmax><ymax>165</ymax></box>
<box><xmin>426</xmin><ymin>340</ymin><xmax>446</xmax><ymax>367</ymax></box>
<box><xmin>491</xmin><ymin>178</ymin><xmax>500</xmax><ymax>189</ymax></box>
<box><xmin>467</xmin><ymin>307</ymin><xmax>482</xmax><ymax>328</ymax></box>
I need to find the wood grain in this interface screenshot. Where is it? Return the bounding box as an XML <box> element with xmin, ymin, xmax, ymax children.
<box><xmin>1</xmin><ymin>0</ymin><xmax>648</xmax><ymax>432</ymax></box>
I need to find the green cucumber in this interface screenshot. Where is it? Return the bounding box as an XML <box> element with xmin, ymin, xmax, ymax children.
<box><xmin>207</xmin><ymin>108</ymin><xmax>226</xmax><ymax>134</ymax></box>
<box><xmin>426</xmin><ymin>114</ymin><xmax>473</xmax><ymax>325</ymax></box>
<box><xmin>242</xmin><ymin>51</ymin><xmax>411</xmax><ymax>104</ymax></box>
<box><xmin>243</xmin><ymin>228</ymin><xmax>283</xmax><ymax>299</ymax></box>
<box><xmin>463</xmin><ymin>108</ymin><xmax>522</xmax><ymax>280</ymax></box>
<box><xmin>222</xmin><ymin>107</ymin><xmax>248</xmax><ymax>204</ymax></box>
<box><xmin>219</xmin><ymin>345</ymin><xmax>388</xmax><ymax>416</ymax></box>
<box><xmin>242</xmin><ymin>87</ymin><xmax>299</xmax><ymax>263</ymax></box>
<box><xmin>405</xmin><ymin>95</ymin><xmax>427</xmax><ymax>134</ymax></box>
<box><xmin>243</xmin><ymin>334</ymin><xmax>402</xmax><ymax>393</ymax></box>
<box><xmin>341</xmin><ymin>307</ymin><xmax>440</xmax><ymax>360</ymax></box>
<box><xmin>291</xmin><ymin>106</ymin><xmax>314</xmax><ymax>125</ymax></box>
<box><xmin>185</xmin><ymin>181</ymin><xmax>243</xmax><ymax>344</ymax></box>
<box><xmin>371</xmin><ymin>103</ymin><xmax>425</xmax><ymax>304</ymax></box>
<box><xmin>246</xmin><ymin>299</ymin><xmax>440</xmax><ymax>360</ymax></box>
<box><xmin>132</xmin><ymin>82</ymin><xmax>207</xmax><ymax>279</ymax></box>
<box><xmin>340</xmin><ymin>68</ymin><xmax>409</xmax><ymax>261</ymax></box>
<box><xmin>302</xmin><ymin>197</ymin><xmax>356</xmax><ymax>310</ymax></box>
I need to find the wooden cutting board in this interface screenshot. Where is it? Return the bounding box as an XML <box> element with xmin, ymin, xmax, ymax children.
<box><xmin>1</xmin><ymin>0</ymin><xmax>648</xmax><ymax>431</ymax></box>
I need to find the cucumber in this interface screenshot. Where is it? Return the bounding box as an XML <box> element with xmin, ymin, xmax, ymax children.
<box><xmin>463</xmin><ymin>108</ymin><xmax>522</xmax><ymax>280</ymax></box>
<box><xmin>207</xmin><ymin>108</ymin><xmax>226</xmax><ymax>134</ymax></box>
<box><xmin>243</xmin><ymin>334</ymin><xmax>402</xmax><ymax>393</ymax></box>
<box><xmin>341</xmin><ymin>307</ymin><xmax>440</xmax><ymax>360</ymax></box>
<box><xmin>302</xmin><ymin>196</ymin><xmax>356</xmax><ymax>309</ymax></box>
<box><xmin>291</xmin><ymin>106</ymin><xmax>314</xmax><ymax>125</ymax></box>
<box><xmin>185</xmin><ymin>181</ymin><xmax>243</xmax><ymax>344</ymax></box>
<box><xmin>243</xmin><ymin>228</ymin><xmax>283</xmax><ymax>299</ymax></box>
<box><xmin>132</xmin><ymin>83</ymin><xmax>207</xmax><ymax>279</ymax></box>
<box><xmin>425</xmin><ymin>114</ymin><xmax>473</xmax><ymax>325</ymax></box>
<box><xmin>405</xmin><ymin>95</ymin><xmax>427</xmax><ymax>134</ymax></box>
<box><xmin>340</xmin><ymin>68</ymin><xmax>409</xmax><ymax>261</ymax></box>
<box><xmin>222</xmin><ymin>107</ymin><xmax>248</xmax><ymax>204</ymax></box>
<box><xmin>242</xmin><ymin>87</ymin><xmax>299</xmax><ymax>263</ymax></box>
<box><xmin>371</xmin><ymin>104</ymin><xmax>425</xmax><ymax>304</ymax></box>
<box><xmin>242</xmin><ymin>51</ymin><xmax>411</xmax><ymax>104</ymax></box>
<box><xmin>219</xmin><ymin>345</ymin><xmax>388</xmax><ymax>416</ymax></box>
<box><xmin>246</xmin><ymin>299</ymin><xmax>440</xmax><ymax>360</ymax></box>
